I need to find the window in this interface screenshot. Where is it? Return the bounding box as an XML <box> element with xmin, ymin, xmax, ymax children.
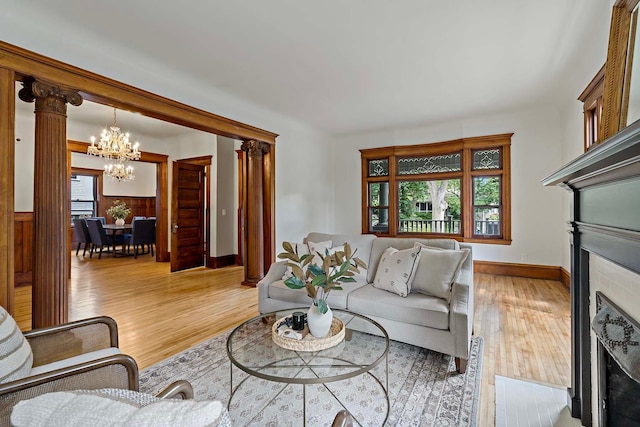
<box><xmin>71</xmin><ymin>173</ymin><xmax>98</xmax><ymax>222</ymax></box>
<box><xmin>579</xmin><ymin>65</ymin><xmax>605</xmax><ymax>151</ymax></box>
<box><xmin>360</xmin><ymin>133</ymin><xmax>512</xmax><ymax>244</ymax></box>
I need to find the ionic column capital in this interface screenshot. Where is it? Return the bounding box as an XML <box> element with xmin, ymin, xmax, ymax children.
<box><xmin>19</xmin><ymin>78</ymin><xmax>83</xmax><ymax>115</ymax></box>
<box><xmin>241</xmin><ymin>140</ymin><xmax>270</xmax><ymax>157</ymax></box>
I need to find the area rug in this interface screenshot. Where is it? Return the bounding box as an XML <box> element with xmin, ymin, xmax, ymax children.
<box><xmin>140</xmin><ymin>324</ymin><xmax>483</xmax><ymax>427</ymax></box>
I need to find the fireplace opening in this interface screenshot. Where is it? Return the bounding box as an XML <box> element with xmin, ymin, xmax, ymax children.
<box><xmin>598</xmin><ymin>343</ymin><xmax>640</xmax><ymax>426</ymax></box>
<box><xmin>593</xmin><ymin>292</ymin><xmax>640</xmax><ymax>427</ymax></box>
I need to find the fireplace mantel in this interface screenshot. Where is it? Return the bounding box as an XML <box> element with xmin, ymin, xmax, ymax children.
<box><xmin>543</xmin><ymin>119</ymin><xmax>640</xmax><ymax>426</ymax></box>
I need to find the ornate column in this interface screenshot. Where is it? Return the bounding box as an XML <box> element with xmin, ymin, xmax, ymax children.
<box><xmin>241</xmin><ymin>140</ymin><xmax>270</xmax><ymax>286</ymax></box>
<box><xmin>19</xmin><ymin>78</ymin><xmax>82</xmax><ymax>328</ymax></box>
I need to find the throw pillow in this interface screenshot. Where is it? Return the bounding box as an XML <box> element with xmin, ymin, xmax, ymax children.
<box><xmin>372</xmin><ymin>246</ymin><xmax>421</xmax><ymax>297</ymax></box>
<box><xmin>306</xmin><ymin>240</ymin><xmax>333</xmax><ymax>267</ymax></box>
<box><xmin>0</xmin><ymin>306</ymin><xmax>33</xmax><ymax>384</ymax></box>
<box><xmin>11</xmin><ymin>390</ymin><xmax>231</xmax><ymax>427</ymax></box>
<box><xmin>281</xmin><ymin>242</ymin><xmax>311</xmax><ymax>281</ymax></box>
<box><xmin>411</xmin><ymin>244</ymin><xmax>469</xmax><ymax>301</ymax></box>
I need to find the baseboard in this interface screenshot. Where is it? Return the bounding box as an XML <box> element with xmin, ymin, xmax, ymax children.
<box><xmin>234</xmin><ymin>254</ymin><xmax>243</xmax><ymax>266</ymax></box>
<box><xmin>473</xmin><ymin>260</ymin><xmax>564</xmax><ymax>281</ymax></box>
<box><xmin>209</xmin><ymin>254</ymin><xmax>238</xmax><ymax>269</ymax></box>
<box><xmin>560</xmin><ymin>267</ymin><xmax>571</xmax><ymax>288</ymax></box>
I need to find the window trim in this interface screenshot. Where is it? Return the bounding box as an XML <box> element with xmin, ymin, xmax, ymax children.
<box><xmin>360</xmin><ymin>133</ymin><xmax>512</xmax><ymax>245</ymax></box>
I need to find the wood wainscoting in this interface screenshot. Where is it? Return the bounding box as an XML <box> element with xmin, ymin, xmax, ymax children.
<box><xmin>474</xmin><ymin>260</ymin><xmax>571</xmax><ymax>286</ymax></box>
<box><xmin>102</xmin><ymin>196</ymin><xmax>156</xmax><ymax>221</ymax></box>
<box><xmin>14</xmin><ymin>212</ymin><xmax>33</xmax><ymax>287</ymax></box>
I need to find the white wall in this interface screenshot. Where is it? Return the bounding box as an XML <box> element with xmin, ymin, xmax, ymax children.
<box><xmin>556</xmin><ymin>2</ymin><xmax>612</xmax><ymax>271</ymax></box>
<box><xmin>71</xmin><ymin>153</ymin><xmax>157</xmax><ymax>197</ymax></box>
<box><xmin>332</xmin><ymin>107</ymin><xmax>567</xmax><ymax>266</ymax></box>
<box><xmin>3</xmin><ymin>15</ymin><xmax>335</xmax><ymax>248</ymax></box>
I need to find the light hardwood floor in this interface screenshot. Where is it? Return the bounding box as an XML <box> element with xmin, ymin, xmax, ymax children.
<box><xmin>15</xmin><ymin>253</ymin><xmax>571</xmax><ymax>426</ymax></box>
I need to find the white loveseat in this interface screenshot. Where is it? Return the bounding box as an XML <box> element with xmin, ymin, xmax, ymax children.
<box><xmin>257</xmin><ymin>232</ymin><xmax>474</xmax><ymax>373</ymax></box>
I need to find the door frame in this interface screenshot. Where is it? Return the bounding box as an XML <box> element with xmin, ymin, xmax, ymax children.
<box><xmin>172</xmin><ymin>156</ymin><xmax>212</xmax><ymax>270</ymax></box>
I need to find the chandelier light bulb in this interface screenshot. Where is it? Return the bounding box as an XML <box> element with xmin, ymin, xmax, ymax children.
<box><xmin>87</xmin><ymin>108</ymin><xmax>141</xmax><ymax>182</ymax></box>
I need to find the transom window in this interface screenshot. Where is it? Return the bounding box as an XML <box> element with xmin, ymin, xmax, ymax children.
<box><xmin>360</xmin><ymin>133</ymin><xmax>512</xmax><ymax>244</ymax></box>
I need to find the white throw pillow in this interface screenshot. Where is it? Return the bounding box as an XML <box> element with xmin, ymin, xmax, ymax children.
<box><xmin>10</xmin><ymin>390</ymin><xmax>231</xmax><ymax>427</ymax></box>
<box><xmin>0</xmin><ymin>306</ymin><xmax>33</xmax><ymax>384</ymax></box>
<box><xmin>372</xmin><ymin>246</ymin><xmax>421</xmax><ymax>297</ymax></box>
<box><xmin>281</xmin><ymin>242</ymin><xmax>311</xmax><ymax>281</ymax></box>
<box><xmin>306</xmin><ymin>240</ymin><xmax>333</xmax><ymax>267</ymax></box>
<box><xmin>411</xmin><ymin>244</ymin><xmax>469</xmax><ymax>301</ymax></box>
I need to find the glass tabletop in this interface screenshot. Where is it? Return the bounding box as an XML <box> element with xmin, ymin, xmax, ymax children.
<box><xmin>226</xmin><ymin>308</ymin><xmax>389</xmax><ymax>385</ymax></box>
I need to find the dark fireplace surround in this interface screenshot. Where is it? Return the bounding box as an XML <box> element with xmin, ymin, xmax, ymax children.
<box><xmin>543</xmin><ymin>119</ymin><xmax>640</xmax><ymax>426</ymax></box>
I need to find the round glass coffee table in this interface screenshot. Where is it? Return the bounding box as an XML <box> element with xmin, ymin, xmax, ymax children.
<box><xmin>226</xmin><ymin>308</ymin><xmax>389</xmax><ymax>426</ymax></box>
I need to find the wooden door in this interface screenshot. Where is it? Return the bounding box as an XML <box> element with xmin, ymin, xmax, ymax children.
<box><xmin>171</xmin><ymin>161</ymin><xmax>205</xmax><ymax>272</ymax></box>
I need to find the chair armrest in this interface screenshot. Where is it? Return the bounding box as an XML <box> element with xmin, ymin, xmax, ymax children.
<box><xmin>0</xmin><ymin>354</ymin><xmax>138</xmax><ymax>426</ymax></box>
<box><xmin>24</xmin><ymin>316</ymin><xmax>118</xmax><ymax>366</ymax></box>
<box><xmin>257</xmin><ymin>261</ymin><xmax>287</xmax><ymax>312</ymax></box>
<box><xmin>332</xmin><ymin>410</ymin><xmax>354</xmax><ymax>427</ymax></box>
<box><xmin>449</xmin><ymin>268</ymin><xmax>473</xmax><ymax>359</ymax></box>
<box><xmin>155</xmin><ymin>380</ymin><xmax>194</xmax><ymax>400</ymax></box>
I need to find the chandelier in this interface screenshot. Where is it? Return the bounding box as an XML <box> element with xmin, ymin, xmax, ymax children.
<box><xmin>87</xmin><ymin>108</ymin><xmax>141</xmax><ymax>162</ymax></box>
<box><xmin>104</xmin><ymin>162</ymin><xmax>135</xmax><ymax>182</ymax></box>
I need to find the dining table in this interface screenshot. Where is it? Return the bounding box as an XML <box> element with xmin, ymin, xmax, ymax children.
<box><xmin>102</xmin><ymin>223</ymin><xmax>133</xmax><ymax>256</ymax></box>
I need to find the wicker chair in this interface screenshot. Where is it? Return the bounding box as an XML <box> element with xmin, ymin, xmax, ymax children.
<box><xmin>0</xmin><ymin>316</ymin><xmax>176</xmax><ymax>425</ymax></box>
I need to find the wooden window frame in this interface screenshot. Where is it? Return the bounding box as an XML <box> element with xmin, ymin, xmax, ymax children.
<box><xmin>360</xmin><ymin>133</ymin><xmax>512</xmax><ymax>245</ymax></box>
<box><xmin>579</xmin><ymin>65</ymin><xmax>605</xmax><ymax>151</ymax></box>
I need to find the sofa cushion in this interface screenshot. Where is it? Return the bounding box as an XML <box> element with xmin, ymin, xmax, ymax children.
<box><xmin>372</xmin><ymin>246</ymin><xmax>421</xmax><ymax>297</ymax></box>
<box><xmin>268</xmin><ymin>279</ymin><xmax>368</xmax><ymax>310</ymax></box>
<box><xmin>411</xmin><ymin>244</ymin><xmax>470</xmax><ymax>301</ymax></box>
<box><xmin>0</xmin><ymin>306</ymin><xmax>33</xmax><ymax>384</ymax></box>
<box><xmin>348</xmin><ymin>285</ymin><xmax>450</xmax><ymax>330</ymax></box>
<box><xmin>368</xmin><ymin>238</ymin><xmax>460</xmax><ymax>283</ymax></box>
<box><xmin>306</xmin><ymin>240</ymin><xmax>332</xmax><ymax>266</ymax></box>
<box><xmin>306</xmin><ymin>233</ymin><xmax>376</xmax><ymax>280</ymax></box>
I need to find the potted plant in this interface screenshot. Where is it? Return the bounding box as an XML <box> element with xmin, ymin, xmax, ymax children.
<box><xmin>106</xmin><ymin>200</ymin><xmax>131</xmax><ymax>226</ymax></box>
<box><xmin>278</xmin><ymin>242</ymin><xmax>367</xmax><ymax>337</ymax></box>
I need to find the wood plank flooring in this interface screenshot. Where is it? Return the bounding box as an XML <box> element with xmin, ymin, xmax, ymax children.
<box><xmin>15</xmin><ymin>254</ymin><xmax>571</xmax><ymax>426</ymax></box>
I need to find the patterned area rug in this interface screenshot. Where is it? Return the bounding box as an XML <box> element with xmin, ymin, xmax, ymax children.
<box><xmin>140</xmin><ymin>325</ymin><xmax>483</xmax><ymax>427</ymax></box>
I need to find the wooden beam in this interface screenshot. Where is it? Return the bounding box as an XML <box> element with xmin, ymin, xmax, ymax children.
<box><xmin>0</xmin><ymin>41</ymin><xmax>278</xmax><ymax>144</ymax></box>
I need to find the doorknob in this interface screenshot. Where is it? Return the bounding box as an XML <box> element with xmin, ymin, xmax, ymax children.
<box><xmin>172</xmin><ymin>223</ymin><xmax>178</xmax><ymax>234</ymax></box>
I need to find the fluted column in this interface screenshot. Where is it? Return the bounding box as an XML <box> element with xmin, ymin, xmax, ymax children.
<box><xmin>241</xmin><ymin>140</ymin><xmax>270</xmax><ymax>286</ymax></box>
<box><xmin>19</xmin><ymin>78</ymin><xmax>82</xmax><ymax>328</ymax></box>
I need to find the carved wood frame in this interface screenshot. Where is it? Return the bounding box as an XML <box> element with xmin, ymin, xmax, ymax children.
<box><xmin>600</xmin><ymin>0</ymin><xmax>640</xmax><ymax>141</ymax></box>
<box><xmin>0</xmin><ymin>40</ymin><xmax>277</xmax><ymax>313</ymax></box>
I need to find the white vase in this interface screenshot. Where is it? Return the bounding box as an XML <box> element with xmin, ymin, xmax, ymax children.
<box><xmin>307</xmin><ymin>304</ymin><xmax>333</xmax><ymax>337</ymax></box>
<box><xmin>115</xmin><ymin>218</ymin><xmax>125</xmax><ymax>226</ymax></box>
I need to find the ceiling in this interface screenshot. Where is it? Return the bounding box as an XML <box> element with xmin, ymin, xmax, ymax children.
<box><xmin>5</xmin><ymin>1</ymin><xmax>610</xmax><ymax>135</ymax></box>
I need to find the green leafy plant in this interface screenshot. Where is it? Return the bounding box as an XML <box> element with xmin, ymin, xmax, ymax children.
<box><xmin>278</xmin><ymin>242</ymin><xmax>367</xmax><ymax>314</ymax></box>
<box><xmin>106</xmin><ymin>200</ymin><xmax>131</xmax><ymax>220</ymax></box>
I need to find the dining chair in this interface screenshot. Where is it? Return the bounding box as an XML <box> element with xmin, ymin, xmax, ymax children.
<box><xmin>72</xmin><ymin>218</ymin><xmax>92</xmax><ymax>256</ymax></box>
<box><xmin>85</xmin><ymin>219</ymin><xmax>115</xmax><ymax>259</ymax></box>
<box><xmin>89</xmin><ymin>216</ymin><xmax>106</xmax><ymax>225</ymax></box>
<box><xmin>132</xmin><ymin>216</ymin><xmax>146</xmax><ymax>221</ymax></box>
<box><xmin>127</xmin><ymin>219</ymin><xmax>156</xmax><ymax>259</ymax></box>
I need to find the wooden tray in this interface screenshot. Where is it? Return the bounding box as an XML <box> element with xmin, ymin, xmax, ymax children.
<box><xmin>272</xmin><ymin>315</ymin><xmax>345</xmax><ymax>351</ymax></box>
